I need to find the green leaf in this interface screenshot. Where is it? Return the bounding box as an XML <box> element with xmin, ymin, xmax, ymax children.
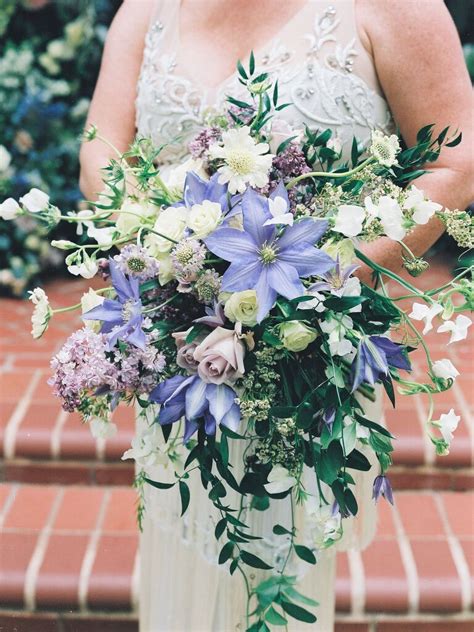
<box><xmin>324</xmin><ymin>296</ymin><xmax>367</xmax><ymax>311</ymax></box>
<box><xmin>280</xmin><ymin>600</ymin><xmax>316</xmax><ymax>623</ymax></box>
<box><xmin>369</xmin><ymin>431</ymin><xmax>394</xmax><ymax>453</ymax></box>
<box><xmin>265</xmin><ymin>606</ymin><xmax>287</xmax><ymax>626</ymax></box>
<box><xmin>144</xmin><ymin>477</ymin><xmax>174</xmax><ymax>490</ymax></box>
<box><xmin>344</xmin><ymin>488</ymin><xmax>358</xmax><ymax>515</ymax></box>
<box><xmin>237</xmin><ymin>59</ymin><xmax>248</xmax><ymax>79</ymax></box>
<box><xmin>294</xmin><ymin>545</ymin><xmax>316</xmax><ymax>565</ymax></box>
<box><xmin>249</xmin><ymin>50</ymin><xmax>256</xmax><ymax>75</ymax></box>
<box><xmin>281</xmin><ymin>585</ymin><xmax>319</xmax><ymax>607</ymax></box>
<box><xmin>220</xmin><ymin>424</ymin><xmax>245</xmax><ymax>440</ymax></box>
<box><xmin>273</xmin><ymin>524</ymin><xmax>292</xmax><ymax>536</ymax></box>
<box><xmin>215</xmin><ymin>518</ymin><xmax>226</xmax><ymax>540</ymax></box>
<box><xmin>355</xmin><ymin>415</ymin><xmax>394</xmax><ymax>438</ymax></box>
<box><xmin>218</xmin><ymin>541</ymin><xmax>234</xmax><ymax>565</ymax></box>
<box><xmin>346</xmin><ymin>449</ymin><xmax>371</xmax><ymax>471</ymax></box>
<box><xmin>270</xmin><ymin>405</ymin><xmax>296</xmax><ymax>418</ymax></box>
<box><xmin>276</xmin><ymin>135</ymin><xmax>298</xmax><ymax>155</ymax></box>
<box><xmin>446</xmin><ymin>132</ymin><xmax>462</xmax><ymax>147</ymax></box>
<box><xmin>351</xmin><ymin>136</ymin><xmax>359</xmax><ymax>167</ymax></box>
<box><xmin>240</xmin><ymin>550</ymin><xmax>273</xmax><ymax>570</ymax></box>
<box><xmin>272</xmin><ymin>81</ymin><xmax>279</xmax><ymax>106</ymax></box>
<box><xmin>209</xmin><ymin>480</ymin><xmax>227</xmax><ymax>500</ymax></box>
<box><xmin>220</xmin><ymin>433</ymin><xmax>229</xmax><ymax>466</ymax></box>
<box><xmin>178</xmin><ymin>481</ymin><xmax>190</xmax><ymax>516</ymax></box>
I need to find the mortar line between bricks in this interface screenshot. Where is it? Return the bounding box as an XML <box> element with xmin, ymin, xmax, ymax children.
<box><xmin>391</xmin><ymin>500</ymin><xmax>419</xmax><ymax>614</ymax></box>
<box><xmin>23</xmin><ymin>487</ymin><xmax>64</xmax><ymax>611</ymax></box>
<box><xmin>78</xmin><ymin>488</ymin><xmax>111</xmax><ymax>611</ymax></box>
<box><xmin>131</xmin><ymin>547</ymin><xmax>140</xmax><ymax>613</ymax></box>
<box><xmin>347</xmin><ymin>549</ymin><xmax>365</xmax><ymax>617</ymax></box>
<box><xmin>452</xmin><ymin>380</ymin><xmax>474</xmax><ymax>464</ymax></box>
<box><xmin>0</xmin><ymin>483</ymin><xmax>19</xmax><ymax>529</ymax></box>
<box><xmin>50</xmin><ymin>409</ymin><xmax>69</xmax><ymax>459</ymax></box>
<box><xmin>433</xmin><ymin>493</ymin><xmax>472</xmax><ymax>612</ymax></box>
<box><xmin>3</xmin><ymin>369</ymin><xmax>42</xmax><ymax>460</ymax></box>
<box><xmin>413</xmin><ymin>391</ymin><xmax>434</xmax><ymax>466</ymax></box>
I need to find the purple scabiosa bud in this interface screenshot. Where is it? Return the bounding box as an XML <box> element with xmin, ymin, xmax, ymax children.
<box><xmin>372</xmin><ymin>475</ymin><xmax>394</xmax><ymax>505</ymax></box>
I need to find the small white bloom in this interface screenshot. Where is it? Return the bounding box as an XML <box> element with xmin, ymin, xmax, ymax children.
<box><xmin>19</xmin><ymin>188</ymin><xmax>50</xmax><ymax>213</ymax></box>
<box><xmin>73</xmin><ymin>209</ymin><xmax>94</xmax><ymax>236</ymax></box>
<box><xmin>264</xmin><ymin>465</ymin><xmax>297</xmax><ymax>494</ymax></box>
<box><xmin>436</xmin><ymin>408</ymin><xmax>460</xmax><ymax>445</ymax></box>
<box><xmin>28</xmin><ymin>287</ymin><xmax>52</xmax><ymax>339</ymax></box>
<box><xmin>81</xmin><ymin>289</ymin><xmax>105</xmax><ymax>332</ymax></box>
<box><xmin>264</xmin><ymin>195</ymin><xmax>294</xmax><ymax>226</ymax></box>
<box><xmin>298</xmin><ymin>290</ymin><xmax>326</xmax><ymax>313</ymax></box>
<box><xmin>403</xmin><ymin>186</ymin><xmax>442</xmax><ymax>225</ymax></box>
<box><xmin>68</xmin><ymin>256</ymin><xmax>99</xmax><ymax>279</ymax></box>
<box><xmin>210</xmin><ymin>125</ymin><xmax>274</xmax><ymax>194</ymax></box>
<box><xmin>409</xmin><ymin>302</ymin><xmax>443</xmax><ymax>334</ymax></box>
<box><xmin>187</xmin><ymin>200</ymin><xmax>223</xmax><ymax>237</ymax></box>
<box><xmin>0</xmin><ymin>198</ymin><xmax>21</xmax><ymax>220</ymax></box>
<box><xmin>333</xmin><ymin>204</ymin><xmax>365</xmax><ymax>237</ymax></box>
<box><xmin>305</xmin><ymin>499</ymin><xmax>342</xmax><ymax>548</ymax></box>
<box><xmin>162</xmin><ymin>157</ymin><xmax>207</xmax><ymax>198</ymax></box>
<box><xmin>122</xmin><ymin>425</ymin><xmax>169</xmax><ymax>468</ymax></box>
<box><xmin>87</xmin><ymin>225</ymin><xmax>115</xmax><ymax>248</ymax></box>
<box><xmin>89</xmin><ymin>417</ymin><xmax>118</xmax><ymax>440</ymax></box>
<box><xmin>437</xmin><ymin>314</ymin><xmax>472</xmax><ymax>344</ymax></box>
<box><xmin>369</xmin><ymin>130</ymin><xmax>400</xmax><ymax>167</ymax></box>
<box><xmin>0</xmin><ymin>145</ymin><xmax>11</xmax><ymax>172</ymax></box>
<box><xmin>432</xmin><ymin>359</ymin><xmax>459</xmax><ymax>381</ymax></box>
<box><xmin>376</xmin><ymin>196</ymin><xmax>406</xmax><ymax>241</ymax></box>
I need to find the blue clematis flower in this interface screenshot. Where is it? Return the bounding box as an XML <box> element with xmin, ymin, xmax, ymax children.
<box><xmin>372</xmin><ymin>475</ymin><xmax>394</xmax><ymax>505</ymax></box>
<box><xmin>179</xmin><ymin>171</ymin><xmax>229</xmax><ymax>212</ymax></box>
<box><xmin>150</xmin><ymin>374</ymin><xmax>241</xmax><ymax>443</ymax></box>
<box><xmin>351</xmin><ymin>335</ymin><xmax>411</xmax><ymax>392</ymax></box>
<box><xmin>205</xmin><ymin>187</ymin><xmax>334</xmax><ymax>322</ymax></box>
<box><xmin>82</xmin><ymin>258</ymin><xmax>146</xmax><ymax>351</ymax></box>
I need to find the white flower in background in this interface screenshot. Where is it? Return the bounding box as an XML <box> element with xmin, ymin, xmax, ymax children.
<box><xmin>268</xmin><ymin>117</ymin><xmax>303</xmax><ymax>154</ymax></box>
<box><xmin>161</xmin><ymin>157</ymin><xmax>207</xmax><ymax>198</ymax></box>
<box><xmin>28</xmin><ymin>287</ymin><xmax>52</xmax><ymax>339</ymax></box>
<box><xmin>0</xmin><ymin>145</ymin><xmax>11</xmax><ymax>172</ymax></box>
<box><xmin>375</xmin><ymin>196</ymin><xmax>406</xmax><ymax>241</ymax></box>
<box><xmin>298</xmin><ymin>290</ymin><xmax>326</xmax><ymax>313</ymax></box>
<box><xmin>436</xmin><ymin>408</ymin><xmax>460</xmax><ymax>446</ymax></box>
<box><xmin>0</xmin><ymin>198</ymin><xmax>21</xmax><ymax>220</ymax></box>
<box><xmin>333</xmin><ymin>204</ymin><xmax>365</xmax><ymax>237</ymax></box>
<box><xmin>47</xmin><ymin>39</ymin><xmax>74</xmax><ymax>61</ymax></box>
<box><xmin>320</xmin><ymin>315</ymin><xmax>354</xmax><ymax>357</ymax></box>
<box><xmin>437</xmin><ymin>314</ymin><xmax>472</xmax><ymax>344</ymax></box>
<box><xmin>116</xmin><ymin>199</ymin><xmax>156</xmax><ymax>236</ymax></box>
<box><xmin>68</xmin><ymin>255</ymin><xmax>98</xmax><ymax>279</ymax></box>
<box><xmin>87</xmin><ymin>225</ymin><xmax>115</xmax><ymax>248</ymax></box>
<box><xmin>122</xmin><ymin>424</ymin><xmax>169</xmax><ymax>468</ymax></box>
<box><xmin>326</xmin><ymin>134</ymin><xmax>342</xmax><ymax>155</ymax></box>
<box><xmin>81</xmin><ymin>289</ymin><xmax>105</xmax><ymax>332</ymax></box>
<box><xmin>403</xmin><ymin>186</ymin><xmax>442</xmax><ymax>224</ymax></box>
<box><xmin>187</xmin><ymin>200</ymin><xmax>223</xmax><ymax>237</ymax></box>
<box><xmin>210</xmin><ymin>125</ymin><xmax>274</xmax><ymax>194</ymax></box>
<box><xmin>369</xmin><ymin>130</ymin><xmax>400</xmax><ymax>167</ymax></box>
<box><xmin>264</xmin><ymin>195</ymin><xmax>294</xmax><ymax>227</ymax></box>
<box><xmin>409</xmin><ymin>302</ymin><xmax>443</xmax><ymax>334</ymax></box>
<box><xmin>305</xmin><ymin>499</ymin><xmax>342</xmax><ymax>548</ymax></box>
<box><xmin>89</xmin><ymin>417</ymin><xmax>118</xmax><ymax>440</ymax></box>
<box><xmin>145</xmin><ymin>207</ymin><xmax>187</xmax><ymax>255</ymax></box>
<box><xmin>19</xmin><ymin>188</ymin><xmax>50</xmax><ymax>213</ymax></box>
<box><xmin>432</xmin><ymin>359</ymin><xmax>459</xmax><ymax>381</ymax></box>
<box><xmin>156</xmin><ymin>254</ymin><xmax>175</xmax><ymax>285</ymax></box>
<box><xmin>264</xmin><ymin>465</ymin><xmax>297</xmax><ymax>494</ymax></box>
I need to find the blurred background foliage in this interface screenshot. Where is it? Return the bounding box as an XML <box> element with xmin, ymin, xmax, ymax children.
<box><xmin>0</xmin><ymin>0</ymin><xmax>472</xmax><ymax>296</ymax></box>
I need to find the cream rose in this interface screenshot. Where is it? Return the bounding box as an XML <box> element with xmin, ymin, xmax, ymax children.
<box><xmin>172</xmin><ymin>330</ymin><xmax>203</xmax><ymax>374</ymax></box>
<box><xmin>224</xmin><ymin>290</ymin><xmax>258</xmax><ymax>326</ymax></box>
<box><xmin>193</xmin><ymin>326</ymin><xmax>246</xmax><ymax>384</ymax></box>
<box><xmin>161</xmin><ymin>157</ymin><xmax>207</xmax><ymax>199</ymax></box>
<box><xmin>279</xmin><ymin>321</ymin><xmax>318</xmax><ymax>352</ymax></box>
<box><xmin>187</xmin><ymin>200</ymin><xmax>222</xmax><ymax>238</ymax></box>
<box><xmin>116</xmin><ymin>199</ymin><xmax>156</xmax><ymax>236</ymax></box>
<box><xmin>144</xmin><ymin>207</ymin><xmax>187</xmax><ymax>256</ymax></box>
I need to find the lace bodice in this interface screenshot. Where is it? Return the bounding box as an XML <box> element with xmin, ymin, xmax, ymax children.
<box><xmin>135</xmin><ymin>0</ymin><xmax>394</xmax><ymax>164</ymax></box>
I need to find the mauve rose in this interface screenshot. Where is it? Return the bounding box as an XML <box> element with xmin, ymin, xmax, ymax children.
<box><xmin>172</xmin><ymin>330</ymin><xmax>203</xmax><ymax>373</ymax></box>
<box><xmin>193</xmin><ymin>326</ymin><xmax>245</xmax><ymax>385</ymax></box>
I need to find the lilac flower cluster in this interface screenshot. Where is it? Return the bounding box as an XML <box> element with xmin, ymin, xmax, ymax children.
<box><xmin>188</xmin><ymin>127</ymin><xmax>221</xmax><ymax>158</ymax></box>
<box><xmin>272</xmin><ymin>143</ymin><xmax>310</xmax><ymax>180</ymax></box>
<box><xmin>113</xmin><ymin>337</ymin><xmax>166</xmax><ymax>394</ymax></box>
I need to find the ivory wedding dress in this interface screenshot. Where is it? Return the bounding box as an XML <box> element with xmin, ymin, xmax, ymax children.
<box><xmin>134</xmin><ymin>1</ymin><xmax>393</xmax><ymax>630</ymax></box>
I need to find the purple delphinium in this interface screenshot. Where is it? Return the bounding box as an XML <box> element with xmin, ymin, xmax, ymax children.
<box><xmin>205</xmin><ymin>187</ymin><xmax>334</xmax><ymax>322</ymax></box>
<box><xmin>372</xmin><ymin>475</ymin><xmax>394</xmax><ymax>505</ymax></box>
<box><xmin>351</xmin><ymin>335</ymin><xmax>411</xmax><ymax>392</ymax></box>
<box><xmin>114</xmin><ymin>244</ymin><xmax>159</xmax><ymax>282</ymax></box>
<box><xmin>188</xmin><ymin>127</ymin><xmax>221</xmax><ymax>158</ymax></box>
<box><xmin>82</xmin><ymin>259</ymin><xmax>146</xmax><ymax>351</ymax></box>
<box><xmin>150</xmin><ymin>375</ymin><xmax>240</xmax><ymax>443</ymax></box>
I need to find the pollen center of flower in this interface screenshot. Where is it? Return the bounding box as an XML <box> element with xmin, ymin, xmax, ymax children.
<box><xmin>127</xmin><ymin>257</ymin><xmax>146</xmax><ymax>273</ymax></box>
<box><xmin>226</xmin><ymin>149</ymin><xmax>255</xmax><ymax>175</ymax></box>
<box><xmin>259</xmin><ymin>244</ymin><xmax>278</xmax><ymax>264</ymax></box>
<box><xmin>175</xmin><ymin>243</ymin><xmax>195</xmax><ymax>264</ymax></box>
<box><xmin>122</xmin><ymin>299</ymin><xmax>139</xmax><ymax>322</ymax></box>
<box><xmin>373</xmin><ymin>141</ymin><xmax>393</xmax><ymax>162</ymax></box>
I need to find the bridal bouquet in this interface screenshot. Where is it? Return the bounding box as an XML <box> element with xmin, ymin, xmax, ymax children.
<box><xmin>3</xmin><ymin>57</ymin><xmax>472</xmax><ymax>629</ymax></box>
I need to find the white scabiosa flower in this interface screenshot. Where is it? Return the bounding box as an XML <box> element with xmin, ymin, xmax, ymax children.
<box><xmin>437</xmin><ymin>314</ymin><xmax>472</xmax><ymax>344</ymax></box>
<box><xmin>369</xmin><ymin>130</ymin><xmax>400</xmax><ymax>167</ymax></box>
<box><xmin>28</xmin><ymin>287</ymin><xmax>52</xmax><ymax>339</ymax></box>
<box><xmin>19</xmin><ymin>188</ymin><xmax>50</xmax><ymax>213</ymax></box>
<box><xmin>0</xmin><ymin>198</ymin><xmax>21</xmax><ymax>220</ymax></box>
<box><xmin>409</xmin><ymin>302</ymin><xmax>443</xmax><ymax>334</ymax></box>
<box><xmin>432</xmin><ymin>359</ymin><xmax>459</xmax><ymax>381</ymax></box>
<box><xmin>403</xmin><ymin>186</ymin><xmax>442</xmax><ymax>225</ymax></box>
<box><xmin>333</xmin><ymin>204</ymin><xmax>365</xmax><ymax>237</ymax></box>
<box><xmin>264</xmin><ymin>465</ymin><xmax>297</xmax><ymax>494</ymax></box>
<box><xmin>209</xmin><ymin>125</ymin><xmax>273</xmax><ymax>194</ymax></box>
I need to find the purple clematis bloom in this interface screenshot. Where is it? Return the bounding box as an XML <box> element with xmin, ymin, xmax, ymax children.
<box><xmin>308</xmin><ymin>257</ymin><xmax>359</xmax><ymax>297</ymax></box>
<box><xmin>351</xmin><ymin>335</ymin><xmax>411</xmax><ymax>392</ymax></box>
<box><xmin>180</xmin><ymin>171</ymin><xmax>229</xmax><ymax>212</ymax></box>
<box><xmin>82</xmin><ymin>259</ymin><xmax>146</xmax><ymax>351</ymax></box>
<box><xmin>205</xmin><ymin>187</ymin><xmax>334</xmax><ymax>322</ymax></box>
<box><xmin>193</xmin><ymin>301</ymin><xmax>226</xmax><ymax>328</ymax></box>
<box><xmin>372</xmin><ymin>475</ymin><xmax>394</xmax><ymax>505</ymax></box>
<box><xmin>150</xmin><ymin>374</ymin><xmax>240</xmax><ymax>443</ymax></box>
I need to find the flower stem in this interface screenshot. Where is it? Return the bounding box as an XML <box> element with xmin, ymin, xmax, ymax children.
<box><xmin>286</xmin><ymin>157</ymin><xmax>374</xmax><ymax>189</ymax></box>
<box><xmin>52</xmin><ymin>287</ymin><xmax>111</xmax><ymax>314</ymax></box>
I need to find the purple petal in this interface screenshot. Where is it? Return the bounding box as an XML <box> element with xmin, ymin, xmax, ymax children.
<box><xmin>125</xmin><ymin>320</ymin><xmax>147</xmax><ymax>350</ymax></box>
<box><xmin>150</xmin><ymin>375</ymin><xmax>189</xmax><ymax>404</ymax></box>
<box><xmin>277</xmin><ymin>219</ymin><xmax>328</xmax><ymax>250</ymax></box>
<box><xmin>279</xmin><ymin>243</ymin><xmax>334</xmax><ymax>278</ymax></box>
<box><xmin>267</xmin><ymin>260</ymin><xmax>305</xmax><ymax>301</ymax></box>
<box><xmin>204</xmin><ymin>411</ymin><xmax>217</xmax><ymax>435</ymax></box>
<box><xmin>241</xmin><ymin>187</ymin><xmax>274</xmax><ymax>245</ymax></box>
<box><xmin>206</xmin><ymin>383</ymin><xmax>235</xmax><ymax>424</ymax></box>
<box><xmin>270</xmin><ymin>181</ymin><xmax>290</xmax><ymax>209</ymax></box>
<box><xmin>108</xmin><ymin>259</ymin><xmax>137</xmax><ymax>302</ymax></box>
<box><xmin>221</xmin><ymin>402</ymin><xmax>241</xmax><ymax>432</ymax></box>
<box><xmin>254</xmin><ymin>267</ymin><xmax>277</xmax><ymax>322</ymax></box>
<box><xmin>185</xmin><ymin>377</ymin><xmax>208</xmax><ymax>420</ymax></box>
<box><xmin>221</xmin><ymin>260</ymin><xmax>263</xmax><ymax>292</ymax></box>
<box><xmin>183</xmin><ymin>171</ymin><xmax>208</xmax><ymax>207</ymax></box>
<box><xmin>205</xmin><ymin>228</ymin><xmax>258</xmax><ymax>263</ymax></box>
<box><xmin>82</xmin><ymin>299</ymin><xmax>122</xmax><ymax>322</ymax></box>
<box><xmin>370</xmin><ymin>336</ymin><xmax>411</xmax><ymax>372</ymax></box>
<box><xmin>158</xmin><ymin>400</ymin><xmax>186</xmax><ymax>425</ymax></box>
<box><xmin>183</xmin><ymin>418</ymin><xmax>199</xmax><ymax>443</ymax></box>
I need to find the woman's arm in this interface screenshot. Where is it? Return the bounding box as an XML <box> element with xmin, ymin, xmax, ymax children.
<box><xmin>79</xmin><ymin>0</ymin><xmax>155</xmax><ymax>201</ymax></box>
<box><xmin>356</xmin><ymin>0</ymin><xmax>473</xmax><ymax>282</ymax></box>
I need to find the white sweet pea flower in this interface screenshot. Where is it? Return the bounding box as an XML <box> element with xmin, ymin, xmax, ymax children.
<box><xmin>122</xmin><ymin>424</ymin><xmax>170</xmax><ymax>468</ymax></box>
<box><xmin>436</xmin><ymin>408</ymin><xmax>460</xmax><ymax>446</ymax></box>
<box><xmin>364</xmin><ymin>196</ymin><xmax>379</xmax><ymax>217</ymax></box>
<box><xmin>264</xmin><ymin>195</ymin><xmax>294</xmax><ymax>226</ymax></box>
<box><xmin>0</xmin><ymin>198</ymin><xmax>21</xmax><ymax>220</ymax></box>
<box><xmin>28</xmin><ymin>287</ymin><xmax>52</xmax><ymax>339</ymax></box>
<box><xmin>437</xmin><ymin>314</ymin><xmax>472</xmax><ymax>344</ymax></box>
<box><xmin>409</xmin><ymin>302</ymin><xmax>443</xmax><ymax>334</ymax></box>
<box><xmin>89</xmin><ymin>417</ymin><xmax>118</xmax><ymax>440</ymax></box>
<box><xmin>209</xmin><ymin>125</ymin><xmax>274</xmax><ymax>194</ymax></box>
<box><xmin>73</xmin><ymin>209</ymin><xmax>94</xmax><ymax>235</ymax></box>
<box><xmin>305</xmin><ymin>498</ymin><xmax>342</xmax><ymax>548</ymax></box>
<box><xmin>376</xmin><ymin>196</ymin><xmax>406</xmax><ymax>241</ymax></box>
<box><xmin>264</xmin><ymin>465</ymin><xmax>297</xmax><ymax>494</ymax></box>
<box><xmin>403</xmin><ymin>186</ymin><xmax>442</xmax><ymax>225</ymax></box>
<box><xmin>87</xmin><ymin>225</ymin><xmax>115</xmax><ymax>248</ymax></box>
<box><xmin>19</xmin><ymin>188</ymin><xmax>50</xmax><ymax>213</ymax></box>
<box><xmin>320</xmin><ymin>315</ymin><xmax>354</xmax><ymax>357</ymax></box>
<box><xmin>298</xmin><ymin>290</ymin><xmax>326</xmax><ymax>313</ymax></box>
<box><xmin>68</xmin><ymin>255</ymin><xmax>99</xmax><ymax>279</ymax></box>
<box><xmin>0</xmin><ymin>145</ymin><xmax>11</xmax><ymax>172</ymax></box>
<box><xmin>333</xmin><ymin>204</ymin><xmax>365</xmax><ymax>237</ymax></box>
<box><xmin>432</xmin><ymin>359</ymin><xmax>459</xmax><ymax>381</ymax></box>
<box><xmin>187</xmin><ymin>200</ymin><xmax>223</xmax><ymax>237</ymax></box>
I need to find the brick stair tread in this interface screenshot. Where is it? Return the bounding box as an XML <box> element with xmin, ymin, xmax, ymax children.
<box><xmin>0</xmin><ymin>483</ymin><xmax>472</xmax><ymax>618</ymax></box>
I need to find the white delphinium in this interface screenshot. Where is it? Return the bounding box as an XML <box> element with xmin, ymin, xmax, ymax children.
<box><xmin>333</xmin><ymin>204</ymin><xmax>365</xmax><ymax>238</ymax></box>
<box><xmin>432</xmin><ymin>359</ymin><xmax>459</xmax><ymax>381</ymax></box>
<box><xmin>210</xmin><ymin>126</ymin><xmax>274</xmax><ymax>194</ymax></box>
<box><xmin>29</xmin><ymin>288</ymin><xmax>52</xmax><ymax>339</ymax></box>
<box><xmin>408</xmin><ymin>302</ymin><xmax>443</xmax><ymax>334</ymax></box>
<box><xmin>0</xmin><ymin>198</ymin><xmax>21</xmax><ymax>220</ymax></box>
<box><xmin>437</xmin><ymin>314</ymin><xmax>472</xmax><ymax>344</ymax></box>
<box><xmin>433</xmin><ymin>408</ymin><xmax>460</xmax><ymax>450</ymax></box>
<box><xmin>403</xmin><ymin>186</ymin><xmax>443</xmax><ymax>225</ymax></box>
<box><xmin>369</xmin><ymin>130</ymin><xmax>400</xmax><ymax>167</ymax></box>
<box><xmin>19</xmin><ymin>188</ymin><xmax>50</xmax><ymax>213</ymax></box>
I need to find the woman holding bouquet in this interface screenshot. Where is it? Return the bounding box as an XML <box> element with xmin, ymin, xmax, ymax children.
<box><xmin>79</xmin><ymin>0</ymin><xmax>473</xmax><ymax>630</ymax></box>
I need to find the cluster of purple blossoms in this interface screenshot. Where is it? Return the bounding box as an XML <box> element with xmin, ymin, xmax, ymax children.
<box><xmin>49</xmin><ymin>328</ymin><xmax>119</xmax><ymax>412</ymax></box>
<box><xmin>114</xmin><ymin>244</ymin><xmax>159</xmax><ymax>282</ymax></box>
<box><xmin>272</xmin><ymin>143</ymin><xmax>310</xmax><ymax>179</ymax></box>
<box><xmin>113</xmin><ymin>336</ymin><xmax>166</xmax><ymax>395</ymax></box>
<box><xmin>171</xmin><ymin>239</ymin><xmax>206</xmax><ymax>291</ymax></box>
<box><xmin>188</xmin><ymin>127</ymin><xmax>221</xmax><ymax>158</ymax></box>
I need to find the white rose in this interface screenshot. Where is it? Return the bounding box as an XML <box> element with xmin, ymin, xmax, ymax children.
<box><xmin>81</xmin><ymin>289</ymin><xmax>105</xmax><ymax>332</ymax></box>
<box><xmin>161</xmin><ymin>157</ymin><xmax>207</xmax><ymax>198</ymax></box>
<box><xmin>187</xmin><ymin>200</ymin><xmax>222</xmax><ymax>238</ymax></box>
<box><xmin>0</xmin><ymin>198</ymin><xmax>21</xmax><ymax>220</ymax></box>
<box><xmin>432</xmin><ymin>359</ymin><xmax>459</xmax><ymax>381</ymax></box>
<box><xmin>334</xmin><ymin>204</ymin><xmax>365</xmax><ymax>238</ymax></box>
<box><xmin>156</xmin><ymin>254</ymin><xmax>175</xmax><ymax>285</ymax></box>
<box><xmin>19</xmin><ymin>188</ymin><xmax>50</xmax><ymax>213</ymax></box>
<box><xmin>224</xmin><ymin>290</ymin><xmax>259</xmax><ymax>326</ymax></box>
<box><xmin>0</xmin><ymin>145</ymin><xmax>11</xmax><ymax>172</ymax></box>
<box><xmin>144</xmin><ymin>207</ymin><xmax>187</xmax><ymax>255</ymax></box>
<box><xmin>116</xmin><ymin>199</ymin><xmax>156</xmax><ymax>236</ymax></box>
